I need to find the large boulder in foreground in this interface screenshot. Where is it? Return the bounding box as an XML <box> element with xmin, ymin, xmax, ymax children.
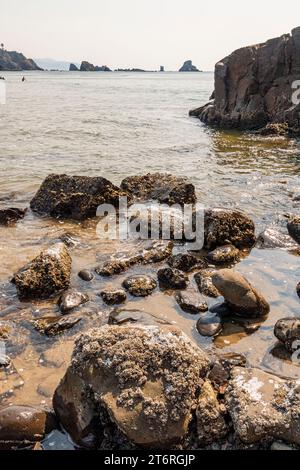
<box><xmin>13</xmin><ymin>243</ymin><xmax>72</xmax><ymax>300</ymax></box>
<box><xmin>190</xmin><ymin>27</ymin><xmax>300</xmax><ymax>134</ymax></box>
<box><xmin>120</xmin><ymin>173</ymin><xmax>196</xmax><ymax>205</ymax></box>
<box><xmin>53</xmin><ymin>325</ymin><xmax>210</xmax><ymax>449</ymax></box>
<box><xmin>204</xmin><ymin>209</ymin><xmax>255</xmax><ymax>249</ymax></box>
<box><xmin>212</xmin><ymin>269</ymin><xmax>270</xmax><ymax>318</ymax></box>
<box><xmin>30</xmin><ymin>174</ymin><xmax>127</xmax><ymax>219</ymax></box>
<box><xmin>226</xmin><ymin>367</ymin><xmax>300</xmax><ymax>446</ymax></box>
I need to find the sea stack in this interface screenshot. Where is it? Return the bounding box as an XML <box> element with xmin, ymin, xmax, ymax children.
<box><xmin>179</xmin><ymin>60</ymin><xmax>200</xmax><ymax>72</ymax></box>
<box><xmin>69</xmin><ymin>63</ymin><xmax>79</xmax><ymax>71</ymax></box>
<box><xmin>190</xmin><ymin>27</ymin><xmax>300</xmax><ymax>135</ymax></box>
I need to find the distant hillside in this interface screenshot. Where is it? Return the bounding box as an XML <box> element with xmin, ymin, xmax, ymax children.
<box><xmin>35</xmin><ymin>58</ymin><xmax>79</xmax><ymax>71</ymax></box>
<box><xmin>0</xmin><ymin>49</ymin><xmax>42</xmax><ymax>71</ymax></box>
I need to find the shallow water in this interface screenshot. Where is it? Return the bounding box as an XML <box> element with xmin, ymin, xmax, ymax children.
<box><xmin>0</xmin><ymin>71</ymin><xmax>300</xmax><ymax>411</ymax></box>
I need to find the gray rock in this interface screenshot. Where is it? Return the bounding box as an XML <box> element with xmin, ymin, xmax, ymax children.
<box><xmin>69</xmin><ymin>63</ymin><xmax>79</xmax><ymax>71</ymax></box>
<box><xmin>179</xmin><ymin>60</ymin><xmax>200</xmax><ymax>72</ymax></box>
<box><xmin>225</xmin><ymin>367</ymin><xmax>300</xmax><ymax>446</ymax></box>
<box><xmin>274</xmin><ymin>317</ymin><xmax>300</xmax><ymax>353</ymax></box>
<box><xmin>196</xmin><ymin>314</ymin><xmax>222</xmax><ymax>337</ymax></box>
<box><xmin>78</xmin><ymin>269</ymin><xmax>94</xmax><ymax>281</ymax></box>
<box><xmin>158</xmin><ymin>268</ymin><xmax>188</xmax><ymax>290</ymax></box>
<box><xmin>12</xmin><ymin>243</ymin><xmax>72</xmax><ymax>300</ymax></box>
<box><xmin>122</xmin><ymin>275</ymin><xmax>157</xmax><ymax>297</ymax></box>
<box><xmin>100</xmin><ymin>289</ymin><xmax>127</xmax><ymax>305</ymax></box>
<box><xmin>59</xmin><ymin>289</ymin><xmax>89</xmax><ymax>313</ymax></box>
<box><xmin>257</xmin><ymin>227</ymin><xmax>297</xmax><ymax>249</ymax></box>
<box><xmin>175</xmin><ymin>290</ymin><xmax>208</xmax><ymax>314</ymax></box>
<box><xmin>212</xmin><ymin>269</ymin><xmax>270</xmax><ymax>318</ymax></box>
<box><xmin>53</xmin><ymin>325</ymin><xmax>210</xmax><ymax>448</ymax></box>
<box><xmin>108</xmin><ymin>308</ymin><xmax>171</xmax><ymax>327</ymax></box>
<box><xmin>33</xmin><ymin>316</ymin><xmax>82</xmax><ymax>336</ymax></box>
<box><xmin>194</xmin><ymin>269</ymin><xmax>220</xmax><ymax>298</ymax></box>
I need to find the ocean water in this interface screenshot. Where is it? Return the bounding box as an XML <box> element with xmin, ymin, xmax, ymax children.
<box><xmin>0</xmin><ymin>71</ymin><xmax>300</xmax><ymax>411</ymax></box>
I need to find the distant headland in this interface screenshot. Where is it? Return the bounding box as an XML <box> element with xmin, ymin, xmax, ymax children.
<box><xmin>0</xmin><ymin>46</ymin><xmax>42</xmax><ymax>71</ymax></box>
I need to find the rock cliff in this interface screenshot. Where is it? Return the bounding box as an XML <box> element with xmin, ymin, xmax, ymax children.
<box><xmin>190</xmin><ymin>27</ymin><xmax>300</xmax><ymax>134</ymax></box>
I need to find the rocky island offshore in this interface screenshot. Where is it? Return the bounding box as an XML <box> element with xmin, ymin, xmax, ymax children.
<box><xmin>0</xmin><ymin>173</ymin><xmax>300</xmax><ymax>450</ymax></box>
<box><xmin>0</xmin><ymin>48</ymin><xmax>42</xmax><ymax>71</ymax></box>
<box><xmin>190</xmin><ymin>27</ymin><xmax>300</xmax><ymax>135</ymax></box>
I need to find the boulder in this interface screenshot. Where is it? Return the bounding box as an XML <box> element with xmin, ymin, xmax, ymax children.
<box><xmin>33</xmin><ymin>316</ymin><xmax>82</xmax><ymax>336</ymax></box>
<box><xmin>122</xmin><ymin>275</ymin><xmax>157</xmax><ymax>297</ymax></box>
<box><xmin>287</xmin><ymin>216</ymin><xmax>300</xmax><ymax>244</ymax></box>
<box><xmin>168</xmin><ymin>253</ymin><xmax>207</xmax><ymax>272</ymax></box>
<box><xmin>196</xmin><ymin>381</ymin><xmax>227</xmax><ymax>445</ymax></box>
<box><xmin>175</xmin><ymin>290</ymin><xmax>208</xmax><ymax>314</ymax></box>
<box><xmin>30</xmin><ymin>174</ymin><xmax>128</xmax><ymax>219</ymax></box>
<box><xmin>53</xmin><ymin>325</ymin><xmax>210</xmax><ymax>448</ymax></box>
<box><xmin>256</xmin><ymin>227</ymin><xmax>297</xmax><ymax>249</ymax></box>
<box><xmin>12</xmin><ymin>243</ymin><xmax>72</xmax><ymax>300</ymax></box>
<box><xmin>204</xmin><ymin>209</ymin><xmax>255</xmax><ymax>249</ymax></box>
<box><xmin>274</xmin><ymin>318</ymin><xmax>300</xmax><ymax>353</ymax></box>
<box><xmin>212</xmin><ymin>269</ymin><xmax>270</xmax><ymax>318</ymax></box>
<box><xmin>120</xmin><ymin>173</ymin><xmax>196</xmax><ymax>205</ymax></box>
<box><xmin>157</xmin><ymin>268</ymin><xmax>188</xmax><ymax>290</ymax></box>
<box><xmin>190</xmin><ymin>27</ymin><xmax>300</xmax><ymax>134</ymax></box>
<box><xmin>206</xmin><ymin>245</ymin><xmax>240</xmax><ymax>264</ymax></box>
<box><xmin>179</xmin><ymin>60</ymin><xmax>200</xmax><ymax>72</ymax></box>
<box><xmin>78</xmin><ymin>269</ymin><xmax>94</xmax><ymax>281</ymax></box>
<box><xmin>0</xmin><ymin>406</ymin><xmax>55</xmax><ymax>449</ymax></box>
<box><xmin>194</xmin><ymin>269</ymin><xmax>219</xmax><ymax>298</ymax></box>
<box><xmin>0</xmin><ymin>207</ymin><xmax>27</xmax><ymax>225</ymax></box>
<box><xmin>59</xmin><ymin>289</ymin><xmax>89</xmax><ymax>313</ymax></box>
<box><xmin>100</xmin><ymin>289</ymin><xmax>127</xmax><ymax>305</ymax></box>
<box><xmin>226</xmin><ymin>367</ymin><xmax>300</xmax><ymax>446</ymax></box>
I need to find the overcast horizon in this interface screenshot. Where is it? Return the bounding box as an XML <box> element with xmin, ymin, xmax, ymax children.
<box><xmin>1</xmin><ymin>0</ymin><xmax>300</xmax><ymax>71</ymax></box>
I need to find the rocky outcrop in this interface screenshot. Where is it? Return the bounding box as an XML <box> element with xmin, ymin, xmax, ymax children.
<box><xmin>69</xmin><ymin>63</ymin><xmax>79</xmax><ymax>71</ymax></box>
<box><xmin>12</xmin><ymin>243</ymin><xmax>72</xmax><ymax>300</ymax></box>
<box><xmin>179</xmin><ymin>60</ymin><xmax>200</xmax><ymax>72</ymax></box>
<box><xmin>0</xmin><ymin>49</ymin><xmax>42</xmax><ymax>71</ymax></box>
<box><xmin>53</xmin><ymin>325</ymin><xmax>210</xmax><ymax>448</ymax></box>
<box><xmin>190</xmin><ymin>27</ymin><xmax>300</xmax><ymax>134</ymax></box>
<box><xmin>274</xmin><ymin>317</ymin><xmax>300</xmax><ymax>353</ymax></box>
<box><xmin>120</xmin><ymin>173</ymin><xmax>196</xmax><ymax>205</ymax></box>
<box><xmin>0</xmin><ymin>208</ymin><xmax>27</xmax><ymax>225</ymax></box>
<box><xmin>204</xmin><ymin>209</ymin><xmax>256</xmax><ymax>249</ymax></box>
<box><xmin>30</xmin><ymin>174</ymin><xmax>127</xmax><ymax>219</ymax></box>
<box><xmin>80</xmin><ymin>61</ymin><xmax>111</xmax><ymax>72</ymax></box>
<box><xmin>212</xmin><ymin>269</ymin><xmax>270</xmax><ymax>318</ymax></box>
<box><xmin>226</xmin><ymin>367</ymin><xmax>300</xmax><ymax>446</ymax></box>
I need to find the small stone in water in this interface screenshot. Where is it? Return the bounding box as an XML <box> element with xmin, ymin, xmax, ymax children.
<box><xmin>59</xmin><ymin>289</ymin><xmax>89</xmax><ymax>313</ymax></box>
<box><xmin>175</xmin><ymin>290</ymin><xmax>208</xmax><ymax>314</ymax></box>
<box><xmin>78</xmin><ymin>270</ymin><xmax>94</xmax><ymax>282</ymax></box>
<box><xmin>196</xmin><ymin>315</ymin><xmax>222</xmax><ymax>337</ymax></box>
<box><xmin>122</xmin><ymin>275</ymin><xmax>157</xmax><ymax>297</ymax></box>
<box><xmin>100</xmin><ymin>289</ymin><xmax>127</xmax><ymax>305</ymax></box>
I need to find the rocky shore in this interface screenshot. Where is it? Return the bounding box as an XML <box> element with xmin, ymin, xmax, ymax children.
<box><xmin>0</xmin><ymin>173</ymin><xmax>300</xmax><ymax>450</ymax></box>
<box><xmin>190</xmin><ymin>27</ymin><xmax>300</xmax><ymax>135</ymax></box>
<box><xmin>0</xmin><ymin>49</ymin><xmax>42</xmax><ymax>71</ymax></box>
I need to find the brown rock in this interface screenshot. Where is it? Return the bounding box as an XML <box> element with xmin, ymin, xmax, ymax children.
<box><xmin>100</xmin><ymin>289</ymin><xmax>127</xmax><ymax>305</ymax></box>
<box><xmin>122</xmin><ymin>275</ymin><xmax>157</xmax><ymax>297</ymax></box>
<box><xmin>0</xmin><ymin>208</ymin><xmax>27</xmax><ymax>225</ymax></box>
<box><xmin>13</xmin><ymin>243</ymin><xmax>72</xmax><ymax>300</ymax></box>
<box><xmin>168</xmin><ymin>253</ymin><xmax>207</xmax><ymax>272</ymax></box>
<box><xmin>196</xmin><ymin>314</ymin><xmax>222</xmax><ymax>337</ymax></box>
<box><xmin>287</xmin><ymin>216</ymin><xmax>300</xmax><ymax>244</ymax></box>
<box><xmin>0</xmin><ymin>406</ymin><xmax>55</xmax><ymax>449</ymax></box>
<box><xmin>33</xmin><ymin>316</ymin><xmax>82</xmax><ymax>336</ymax></box>
<box><xmin>274</xmin><ymin>317</ymin><xmax>300</xmax><ymax>353</ymax></box>
<box><xmin>212</xmin><ymin>269</ymin><xmax>270</xmax><ymax>318</ymax></box>
<box><xmin>175</xmin><ymin>290</ymin><xmax>208</xmax><ymax>314</ymax></box>
<box><xmin>226</xmin><ymin>367</ymin><xmax>300</xmax><ymax>446</ymax></box>
<box><xmin>59</xmin><ymin>289</ymin><xmax>89</xmax><ymax>313</ymax></box>
<box><xmin>158</xmin><ymin>268</ymin><xmax>188</xmax><ymax>290</ymax></box>
<box><xmin>206</xmin><ymin>245</ymin><xmax>240</xmax><ymax>264</ymax></box>
<box><xmin>53</xmin><ymin>325</ymin><xmax>210</xmax><ymax>448</ymax></box>
<box><xmin>196</xmin><ymin>381</ymin><xmax>227</xmax><ymax>445</ymax></box>
<box><xmin>194</xmin><ymin>269</ymin><xmax>219</xmax><ymax>298</ymax></box>
<box><xmin>30</xmin><ymin>174</ymin><xmax>128</xmax><ymax>220</ymax></box>
<box><xmin>121</xmin><ymin>173</ymin><xmax>196</xmax><ymax>205</ymax></box>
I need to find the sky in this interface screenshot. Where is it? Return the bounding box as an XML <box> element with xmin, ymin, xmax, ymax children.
<box><xmin>1</xmin><ymin>0</ymin><xmax>300</xmax><ymax>71</ymax></box>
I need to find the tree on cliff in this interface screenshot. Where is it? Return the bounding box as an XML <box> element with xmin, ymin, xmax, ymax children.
<box><xmin>0</xmin><ymin>44</ymin><xmax>4</xmax><ymax>51</ymax></box>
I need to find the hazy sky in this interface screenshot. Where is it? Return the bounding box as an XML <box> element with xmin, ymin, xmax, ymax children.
<box><xmin>1</xmin><ymin>0</ymin><xmax>300</xmax><ymax>70</ymax></box>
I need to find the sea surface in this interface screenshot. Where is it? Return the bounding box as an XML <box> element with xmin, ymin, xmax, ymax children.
<box><xmin>0</xmin><ymin>71</ymin><xmax>300</xmax><ymax>416</ymax></box>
